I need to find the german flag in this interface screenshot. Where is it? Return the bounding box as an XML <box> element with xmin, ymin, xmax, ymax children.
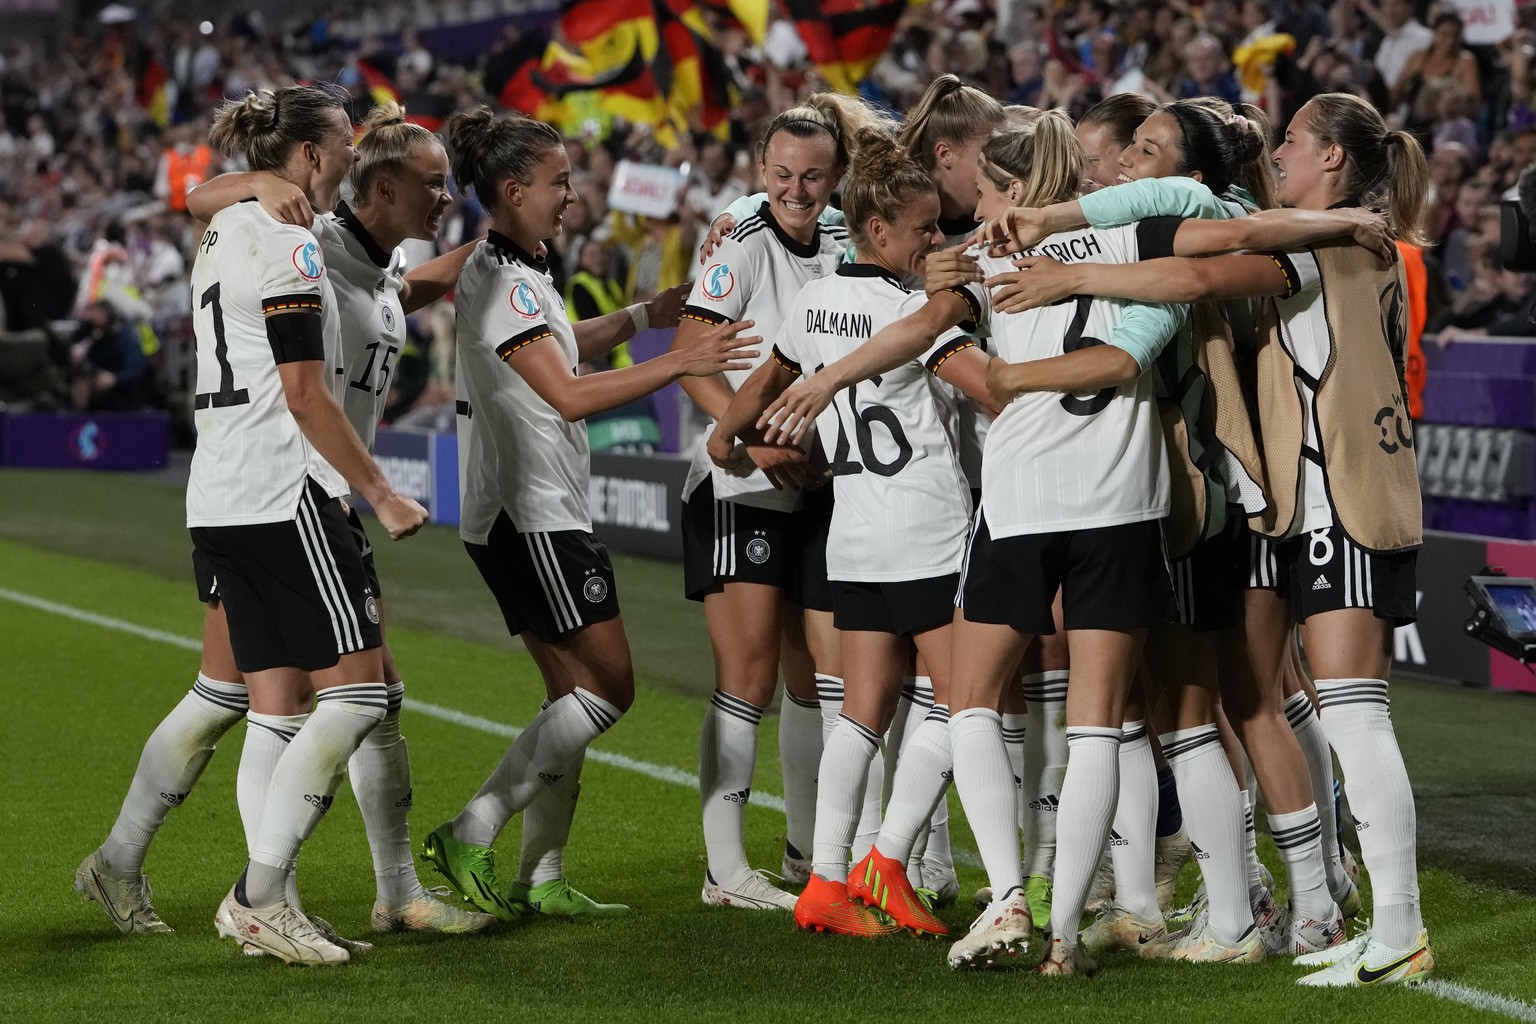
<box><xmin>780</xmin><ymin>0</ymin><xmax>908</xmax><ymax>94</ymax></box>
<box><xmin>356</xmin><ymin>56</ymin><xmax>402</xmax><ymax>108</ymax></box>
<box><xmin>654</xmin><ymin>0</ymin><xmax>734</xmax><ymax>139</ymax></box>
<box><xmin>135</xmin><ymin>56</ymin><xmax>171</xmax><ymax>128</ymax></box>
<box><xmin>698</xmin><ymin>0</ymin><xmax>769</xmax><ymax>45</ymax></box>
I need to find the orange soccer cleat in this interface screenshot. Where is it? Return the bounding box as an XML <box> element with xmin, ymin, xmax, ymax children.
<box><xmin>794</xmin><ymin>874</ymin><xmax>901</xmax><ymax>938</ymax></box>
<box><xmin>848</xmin><ymin>848</ymin><xmax>950</xmax><ymax>937</ymax></box>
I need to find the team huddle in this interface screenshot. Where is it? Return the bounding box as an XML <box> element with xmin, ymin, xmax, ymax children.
<box><xmin>73</xmin><ymin>71</ymin><xmax>1433</xmax><ymax>989</ymax></box>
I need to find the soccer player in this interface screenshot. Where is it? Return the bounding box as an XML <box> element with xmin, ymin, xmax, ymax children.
<box><xmin>670</xmin><ymin>94</ymin><xmax>891</xmax><ymax>912</ymax></box>
<box><xmin>977</xmin><ymin>93</ymin><xmax>1434</xmax><ymax>988</ymax></box>
<box><xmin>419</xmin><ymin>106</ymin><xmax>756</xmax><ymax>922</ymax></box>
<box><xmin>176</xmin><ymin>100</ymin><xmax>497</xmax><ymax>934</ymax></box>
<box><xmin>182</xmin><ymin>83</ymin><xmax>425</xmax><ymax>965</ymax></box>
<box><xmin>706</xmin><ymin>127</ymin><xmax>996</xmax><ymax>937</ymax></box>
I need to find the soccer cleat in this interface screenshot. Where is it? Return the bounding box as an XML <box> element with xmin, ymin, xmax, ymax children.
<box><xmin>1166</xmin><ymin>921</ymin><xmax>1266</xmax><ymax>964</ymax></box>
<box><xmin>1025</xmin><ymin>874</ymin><xmax>1052</xmax><ymax>931</ymax></box>
<box><xmin>312</xmin><ymin>916</ymin><xmax>373</xmax><ymax>954</ymax></box>
<box><xmin>214</xmin><ymin>890</ymin><xmax>348</xmax><ymax>965</ymax></box>
<box><xmin>849</xmin><ymin>849</ymin><xmax>949</xmax><ymax>936</ymax></box>
<box><xmin>946</xmin><ymin>888</ymin><xmax>1033</xmax><ymax>969</ymax></box>
<box><xmin>1154</xmin><ymin>827</ymin><xmax>1193</xmax><ymax>911</ymax></box>
<box><xmin>701</xmin><ymin>869</ymin><xmax>798</xmax><ymax>911</ymax></box>
<box><xmin>794</xmin><ymin>874</ymin><xmax>901</xmax><ymax>937</ymax></box>
<box><xmin>1287</xmin><ymin>903</ymin><xmax>1347</xmax><ymax>957</ymax></box>
<box><xmin>1298</xmin><ymin>931</ymin><xmax>1433</xmax><ymax>988</ymax></box>
<box><xmin>781</xmin><ymin>844</ymin><xmax>812</xmax><ymax>887</ymax></box>
<box><xmin>1081</xmin><ymin>904</ymin><xmax>1173</xmax><ymax>958</ymax></box>
<box><xmin>1333</xmin><ymin>876</ymin><xmax>1363</xmax><ymax>921</ymax></box>
<box><xmin>1036</xmin><ymin>933</ymin><xmax>1098</xmax><ymax>977</ymax></box>
<box><xmin>74</xmin><ymin>851</ymin><xmax>172</xmax><ymax>935</ymax></box>
<box><xmin>1253</xmin><ymin>886</ymin><xmax>1289</xmax><ymax>956</ymax></box>
<box><xmin>920</xmin><ymin>859</ymin><xmax>961</xmax><ymax>910</ymax></box>
<box><xmin>509</xmin><ymin>878</ymin><xmax>631</xmax><ymax>917</ymax></box>
<box><xmin>972</xmin><ymin>886</ymin><xmax>993</xmax><ymax>910</ymax></box>
<box><xmin>1084</xmin><ymin>849</ymin><xmax>1116</xmax><ymax>914</ymax></box>
<box><xmin>1164</xmin><ymin>883</ymin><xmax>1208</xmax><ymax>933</ymax></box>
<box><xmin>420</xmin><ymin>822</ymin><xmax>525</xmax><ymax>922</ymax></box>
<box><xmin>371</xmin><ymin>887</ymin><xmax>498</xmax><ymax>934</ymax></box>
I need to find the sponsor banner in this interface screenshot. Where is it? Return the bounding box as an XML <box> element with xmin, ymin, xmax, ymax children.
<box><xmin>0</xmin><ymin>411</ymin><xmax>168</xmax><ymax>470</ymax></box>
<box><xmin>587</xmin><ymin>451</ymin><xmax>689</xmax><ymax>560</ymax></box>
<box><xmin>363</xmin><ymin>428</ymin><xmax>436</xmax><ymax>518</ymax></box>
<box><xmin>1447</xmin><ymin>0</ymin><xmax>1514</xmax><ymax>44</ymax></box>
<box><xmin>607</xmin><ymin>160</ymin><xmax>686</xmax><ymax>220</ymax></box>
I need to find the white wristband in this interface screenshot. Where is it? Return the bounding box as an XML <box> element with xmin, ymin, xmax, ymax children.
<box><xmin>627</xmin><ymin>303</ymin><xmax>649</xmax><ymax>332</ymax></box>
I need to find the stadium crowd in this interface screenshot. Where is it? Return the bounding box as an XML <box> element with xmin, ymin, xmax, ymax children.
<box><xmin>4</xmin><ymin>0</ymin><xmax>1536</xmax><ymax>428</ymax></box>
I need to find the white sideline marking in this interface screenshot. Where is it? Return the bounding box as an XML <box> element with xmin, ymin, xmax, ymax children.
<box><xmin>1424</xmin><ymin>982</ymin><xmax>1536</xmax><ymax>1022</ymax></box>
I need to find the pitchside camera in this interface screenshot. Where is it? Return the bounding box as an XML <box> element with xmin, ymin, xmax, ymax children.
<box><xmin>1464</xmin><ymin>566</ymin><xmax>1536</xmax><ymax>662</ymax></box>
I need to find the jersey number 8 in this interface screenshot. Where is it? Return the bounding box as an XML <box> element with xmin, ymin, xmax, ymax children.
<box><xmin>1059</xmin><ymin>296</ymin><xmax>1114</xmax><ymax>418</ymax></box>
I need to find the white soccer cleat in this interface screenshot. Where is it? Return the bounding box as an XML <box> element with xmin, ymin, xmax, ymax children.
<box><xmin>74</xmin><ymin>851</ymin><xmax>173</xmax><ymax>935</ymax></box>
<box><xmin>1287</xmin><ymin>903</ymin><xmax>1347</xmax><ymax>956</ymax></box>
<box><xmin>214</xmin><ymin>890</ymin><xmax>349</xmax><ymax>965</ymax></box>
<box><xmin>780</xmin><ymin>848</ymin><xmax>812</xmax><ymax>888</ymax></box>
<box><xmin>1253</xmin><ymin>886</ymin><xmax>1289</xmax><ymax>956</ymax></box>
<box><xmin>1164</xmin><ymin>883</ymin><xmax>1208</xmax><ymax>934</ymax></box>
<box><xmin>1153</xmin><ymin>827</ymin><xmax>1193</xmax><ymax>911</ymax></box>
<box><xmin>1295</xmin><ymin>928</ymin><xmax>1373</xmax><ymax>968</ymax></box>
<box><xmin>701</xmin><ymin>870</ymin><xmax>798</xmax><ymax>911</ymax></box>
<box><xmin>947</xmin><ymin>888</ymin><xmax>1033</xmax><ymax>969</ymax></box>
<box><xmin>372</xmin><ymin>887</ymin><xmax>498</xmax><ymax>934</ymax></box>
<box><xmin>1297</xmin><ymin>930</ymin><xmax>1433</xmax><ymax>987</ymax></box>
<box><xmin>1036</xmin><ymin>933</ymin><xmax>1098</xmax><ymax>976</ymax></box>
<box><xmin>1084</xmin><ymin>849</ymin><xmax>1116</xmax><ymax>914</ymax></box>
<box><xmin>1080</xmin><ymin>904</ymin><xmax>1173</xmax><ymax>958</ymax></box>
<box><xmin>920</xmin><ymin>859</ymin><xmax>961</xmax><ymax>910</ymax></box>
<box><xmin>1165</xmin><ymin>921</ymin><xmax>1266</xmax><ymax>964</ymax></box>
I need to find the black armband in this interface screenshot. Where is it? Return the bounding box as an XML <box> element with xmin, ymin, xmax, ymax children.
<box><xmin>1136</xmin><ymin>216</ymin><xmax>1187</xmax><ymax>260</ymax></box>
<box><xmin>265</xmin><ymin>310</ymin><xmax>326</xmax><ymax>364</ymax></box>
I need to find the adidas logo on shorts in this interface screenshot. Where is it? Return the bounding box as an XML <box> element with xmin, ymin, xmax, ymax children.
<box><xmin>1312</xmin><ymin>575</ymin><xmax>1331</xmax><ymax>591</ymax></box>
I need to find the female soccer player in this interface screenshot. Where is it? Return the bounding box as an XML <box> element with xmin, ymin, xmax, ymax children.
<box><xmin>420</xmin><ymin>106</ymin><xmax>756</xmax><ymax>922</ymax></box>
<box><xmin>976</xmin><ymin>93</ymin><xmax>1433</xmax><ymax>988</ymax></box>
<box><xmin>671</xmin><ymin>93</ymin><xmax>891</xmax><ymax>912</ymax></box>
<box><xmin>185</xmin><ymin>83</ymin><xmax>426</xmax><ymax>965</ymax></box>
<box><xmin>705</xmin><ymin>128</ymin><xmax>995</xmax><ymax>938</ymax></box>
<box><xmin>175</xmin><ymin>100</ymin><xmax>498</xmax><ymax>934</ymax></box>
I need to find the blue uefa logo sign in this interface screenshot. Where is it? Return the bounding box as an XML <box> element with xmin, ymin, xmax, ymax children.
<box><xmin>292</xmin><ymin>241</ymin><xmax>322</xmax><ymax>282</ymax></box>
<box><xmin>702</xmin><ymin>262</ymin><xmax>735</xmax><ymax>301</ymax></box>
<box><xmin>73</xmin><ymin>420</ymin><xmax>102</xmax><ymax>463</ymax></box>
<box><xmin>510</xmin><ymin>282</ymin><xmax>541</xmax><ymax>320</ymax></box>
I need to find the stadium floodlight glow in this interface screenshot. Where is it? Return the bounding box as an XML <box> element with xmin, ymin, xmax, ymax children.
<box><xmin>200</xmin><ymin>20</ymin><xmax>214</xmax><ymax>34</ymax></box>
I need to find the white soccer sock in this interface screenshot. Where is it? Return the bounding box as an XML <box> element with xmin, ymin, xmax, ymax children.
<box><xmin>1049</xmin><ymin>726</ymin><xmax>1123</xmax><ymax>946</ymax></box>
<box><xmin>1267</xmin><ymin>804</ymin><xmax>1333</xmax><ymax>924</ymax></box>
<box><xmin>1316</xmin><ymin>678</ymin><xmax>1422</xmax><ymax>947</ymax></box>
<box><xmin>1109</xmin><ymin>721</ymin><xmax>1160</xmax><ymax>923</ymax></box>
<box><xmin>1241</xmin><ymin>789</ymin><xmax>1266</xmax><ymax>901</ymax></box>
<box><xmin>520</xmin><ymin>746</ymin><xmax>583</xmax><ymax>887</ymax></box>
<box><xmin>815</xmin><ymin>674</ymin><xmax>845</xmax><ymax>738</ymax></box>
<box><xmin>1021</xmin><ymin>671</ymin><xmax>1069</xmax><ymax>882</ymax></box>
<box><xmin>454</xmin><ymin>688</ymin><xmax>622</xmax><ymax>849</ymax></box>
<box><xmin>1284</xmin><ymin>690</ymin><xmax>1350</xmax><ymax>900</ymax></box>
<box><xmin>1001</xmin><ymin>711</ymin><xmax>1028</xmax><ymax>826</ymax></box>
<box><xmin>881</xmin><ymin>677</ymin><xmax>917</xmax><ymax>800</ymax></box>
<box><xmin>852</xmin><ymin>744</ymin><xmax>885</xmax><ymax>863</ymax></box>
<box><xmin>876</xmin><ymin>712</ymin><xmax>952</xmax><ymax>864</ymax></box>
<box><xmin>812</xmin><ymin>716</ymin><xmax>881</xmax><ymax>883</ymax></box>
<box><xmin>1163</xmin><ymin>725</ymin><xmax>1251</xmax><ymax>945</ymax></box>
<box><xmin>244</xmin><ymin>684</ymin><xmax>389</xmax><ymax>907</ymax></box>
<box><xmin>780</xmin><ymin>688</ymin><xmax>822</xmax><ymax>863</ymax></box>
<box><xmin>238</xmin><ymin>710</ymin><xmax>309</xmax><ymax>855</ymax></box>
<box><xmin>917</xmin><ymin>703</ymin><xmax>955</xmax><ymax>877</ymax></box>
<box><xmin>698</xmin><ymin>690</ymin><xmax>765</xmax><ymax>886</ymax></box>
<box><xmin>951</xmin><ymin>709</ymin><xmax>1022</xmax><ymax>900</ymax></box>
<box><xmin>101</xmin><ymin>674</ymin><xmax>248</xmax><ymax>878</ymax></box>
<box><xmin>348</xmin><ymin>682</ymin><xmax>425</xmax><ymax>908</ymax></box>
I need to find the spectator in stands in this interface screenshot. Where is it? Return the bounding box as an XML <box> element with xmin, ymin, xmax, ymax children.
<box><xmin>69</xmin><ymin>299</ymin><xmax>145</xmax><ymax>411</ymax></box>
<box><xmin>1424</xmin><ymin>141</ymin><xmax>1475</xmax><ymax>244</ymax></box>
<box><xmin>1177</xmin><ymin>34</ymin><xmax>1241</xmax><ymax>105</ymax></box>
<box><xmin>1394</xmin><ymin>12</ymin><xmax>1482</xmax><ymax>139</ymax></box>
<box><xmin>684</xmin><ymin>137</ymin><xmax>749</xmax><ymax>226</ymax></box>
<box><xmin>1434</xmin><ymin>259</ymin><xmax>1536</xmax><ymax>339</ymax></box>
<box><xmin>1365</xmin><ymin>0</ymin><xmax>1434</xmax><ymax>93</ymax></box>
<box><xmin>1441</xmin><ymin>178</ymin><xmax>1493</xmax><ymax>294</ymax></box>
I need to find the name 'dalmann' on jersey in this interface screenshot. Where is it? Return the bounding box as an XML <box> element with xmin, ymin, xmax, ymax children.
<box><xmin>805</xmin><ymin>308</ymin><xmax>875</xmax><ymax>338</ymax></box>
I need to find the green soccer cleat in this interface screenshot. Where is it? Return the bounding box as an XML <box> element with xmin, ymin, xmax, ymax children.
<box><xmin>1025</xmin><ymin>874</ymin><xmax>1053</xmax><ymax>932</ymax></box>
<box><xmin>420</xmin><ymin>822</ymin><xmax>525</xmax><ymax>922</ymax></box>
<box><xmin>508</xmin><ymin>877</ymin><xmax>631</xmax><ymax>918</ymax></box>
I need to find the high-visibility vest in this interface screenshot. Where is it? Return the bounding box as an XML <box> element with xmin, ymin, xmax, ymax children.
<box><xmin>164</xmin><ymin>145</ymin><xmax>213</xmax><ymax>212</ymax></box>
<box><xmin>1395</xmin><ymin>240</ymin><xmax>1428</xmax><ymax>420</ymax></box>
<box><xmin>565</xmin><ymin>270</ymin><xmax>634</xmax><ymax>369</ymax></box>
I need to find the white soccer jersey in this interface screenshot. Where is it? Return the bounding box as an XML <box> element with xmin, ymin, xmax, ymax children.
<box><xmin>941</xmin><ymin>214</ymin><xmax>990</xmax><ymax>489</ymax></box>
<box><xmin>186</xmin><ymin>202</ymin><xmax>347</xmax><ymax>527</ymax></box>
<box><xmin>316</xmin><ymin>203</ymin><xmax>408</xmax><ymax>455</ymax></box>
<box><xmin>948</xmin><ymin>224</ymin><xmax>1176</xmax><ymax>538</ymax></box>
<box><xmin>455</xmin><ymin>231</ymin><xmax>590</xmax><ymax>542</ymax></box>
<box><xmin>1268</xmin><ymin>248</ymin><xmax>1332</xmax><ymax>536</ymax></box>
<box><xmin>681</xmin><ymin>202</ymin><xmax>849</xmax><ymax>512</ymax></box>
<box><xmin>772</xmin><ymin>264</ymin><xmax>973</xmax><ymax>582</ymax></box>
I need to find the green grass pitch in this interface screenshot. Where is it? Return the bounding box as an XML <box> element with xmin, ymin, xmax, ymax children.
<box><xmin>2</xmin><ymin>468</ymin><xmax>1536</xmax><ymax>1023</ymax></box>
